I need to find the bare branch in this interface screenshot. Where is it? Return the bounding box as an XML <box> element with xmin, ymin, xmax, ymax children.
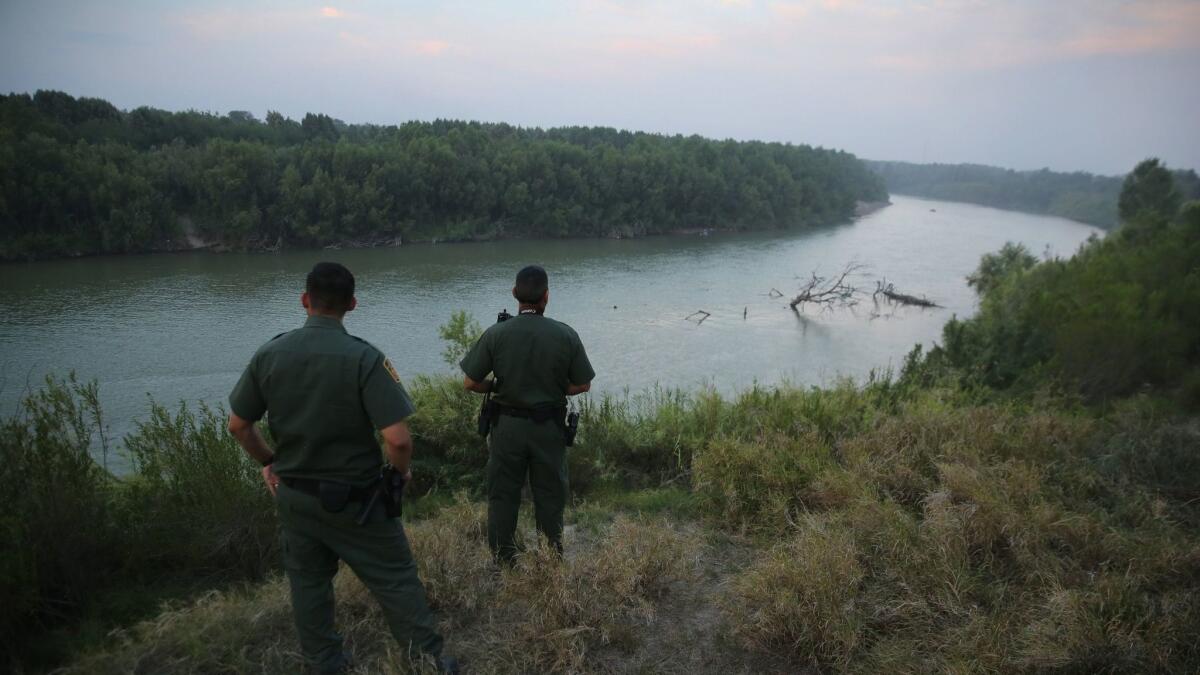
<box><xmin>789</xmin><ymin>262</ymin><xmax>866</xmax><ymax>312</ymax></box>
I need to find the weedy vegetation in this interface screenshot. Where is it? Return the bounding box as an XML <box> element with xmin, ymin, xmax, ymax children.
<box><xmin>2</xmin><ymin>161</ymin><xmax>1198</xmax><ymax>673</ymax></box>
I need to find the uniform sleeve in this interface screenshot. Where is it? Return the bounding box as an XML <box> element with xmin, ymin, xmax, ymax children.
<box><xmin>459</xmin><ymin>330</ymin><xmax>494</xmax><ymax>382</ymax></box>
<box><xmin>361</xmin><ymin>351</ymin><xmax>416</xmax><ymax>429</ymax></box>
<box><xmin>567</xmin><ymin>330</ymin><xmax>595</xmax><ymax>385</ymax></box>
<box><xmin>229</xmin><ymin>356</ymin><xmax>267</xmax><ymax>422</ymax></box>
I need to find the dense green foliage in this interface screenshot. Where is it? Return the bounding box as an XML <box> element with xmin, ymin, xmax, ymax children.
<box><xmin>868</xmin><ymin>159</ymin><xmax>1200</xmax><ymax>228</ymax></box>
<box><xmin>931</xmin><ymin>161</ymin><xmax>1200</xmax><ymax>406</ymax></box>
<box><xmin>0</xmin><ymin>90</ymin><xmax>886</xmax><ymax>261</ymax></box>
<box><xmin>0</xmin><ymin>375</ymin><xmax>277</xmax><ymax>668</ymax></box>
<box><xmin>1118</xmin><ymin>157</ymin><xmax>1184</xmax><ymax>222</ymax></box>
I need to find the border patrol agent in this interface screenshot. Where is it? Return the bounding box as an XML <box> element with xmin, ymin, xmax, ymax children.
<box><xmin>227</xmin><ymin>262</ymin><xmax>456</xmax><ymax>674</ymax></box>
<box><xmin>460</xmin><ymin>265</ymin><xmax>595</xmax><ymax>562</ymax></box>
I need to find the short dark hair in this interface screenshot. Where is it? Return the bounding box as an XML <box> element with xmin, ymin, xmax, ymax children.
<box><xmin>514</xmin><ymin>265</ymin><xmax>549</xmax><ymax>304</ymax></box>
<box><xmin>306</xmin><ymin>262</ymin><xmax>355</xmax><ymax>313</ymax></box>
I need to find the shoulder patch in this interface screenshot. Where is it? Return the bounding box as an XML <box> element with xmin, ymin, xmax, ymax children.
<box><xmin>382</xmin><ymin>357</ymin><xmax>402</xmax><ymax>383</ymax></box>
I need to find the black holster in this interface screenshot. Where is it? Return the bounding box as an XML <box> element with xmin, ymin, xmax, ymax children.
<box><xmin>356</xmin><ymin>465</ymin><xmax>407</xmax><ymax>525</ymax></box>
<box><xmin>380</xmin><ymin>465</ymin><xmax>407</xmax><ymax>519</ymax></box>
<box><xmin>477</xmin><ymin>395</ymin><xmax>498</xmax><ymax>438</ymax></box>
<box><xmin>564</xmin><ymin>411</ymin><xmax>580</xmax><ymax>447</ymax></box>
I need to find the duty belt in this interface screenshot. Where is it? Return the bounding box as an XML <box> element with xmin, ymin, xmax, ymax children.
<box><xmin>281</xmin><ymin>476</ymin><xmax>373</xmax><ymax>502</ymax></box>
<box><xmin>494</xmin><ymin>404</ymin><xmax>566</xmax><ymax>424</ymax></box>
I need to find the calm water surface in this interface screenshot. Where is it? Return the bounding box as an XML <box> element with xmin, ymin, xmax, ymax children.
<box><xmin>0</xmin><ymin>196</ymin><xmax>1101</xmax><ymax>455</ymax></box>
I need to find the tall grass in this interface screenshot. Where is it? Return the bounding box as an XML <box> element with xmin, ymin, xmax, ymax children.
<box><xmin>123</xmin><ymin>401</ymin><xmax>277</xmax><ymax>577</ymax></box>
<box><xmin>0</xmin><ymin>374</ymin><xmax>119</xmax><ymax>665</ymax></box>
<box><xmin>5</xmin><ymin>362</ymin><xmax>1199</xmax><ymax>672</ymax></box>
<box><xmin>0</xmin><ymin>377</ymin><xmax>274</xmax><ymax>669</ymax></box>
<box><xmin>718</xmin><ymin>398</ymin><xmax>1200</xmax><ymax>672</ymax></box>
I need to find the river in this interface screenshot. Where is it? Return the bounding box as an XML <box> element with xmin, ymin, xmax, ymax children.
<box><xmin>0</xmin><ymin>195</ymin><xmax>1101</xmax><ymax>454</ymax></box>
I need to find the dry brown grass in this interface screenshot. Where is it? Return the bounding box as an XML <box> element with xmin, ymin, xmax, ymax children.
<box><xmin>53</xmin><ymin>398</ymin><xmax>1200</xmax><ymax>674</ymax></box>
<box><xmin>716</xmin><ymin>402</ymin><xmax>1200</xmax><ymax>673</ymax></box>
<box><xmin>57</xmin><ymin>510</ymin><xmax>709</xmax><ymax>675</ymax></box>
<box><xmin>722</xmin><ymin>517</ymin><xmax>864</xmax><ymax>669</ymax></box>
<box><xmin>404</xmin><ymin>496</ymin><xmax>495</xmax><ymax>614</ymax></box>
<box><xmin>459</xmin><ymin>515</ymin><xmax>705</xmax><ymax>673</ymax></box>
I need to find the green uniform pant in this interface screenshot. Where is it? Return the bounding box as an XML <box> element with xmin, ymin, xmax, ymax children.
<box><xmin>487</xmin><ymin>415</ymin><xmax>569</xmax><ymax>562</ymax></box>
<box><xmin>276</xmin><ymin>483</ymin><xmax>443</xmax><ymax>672</ymax></box>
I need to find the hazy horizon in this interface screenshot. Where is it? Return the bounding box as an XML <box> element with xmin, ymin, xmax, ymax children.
<box><xmin>2</xmin><ymin>0</ymin><xmax>1198</xmax><ymax>176</ymax></box>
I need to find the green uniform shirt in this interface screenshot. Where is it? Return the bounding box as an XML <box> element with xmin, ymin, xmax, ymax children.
<box><xmin>229</xmin><ymin>315</ymin><xmax>415</xmax><ymax>487</ymax></box>
<box><xmin>460</xmin><ymin>312</ymin><xmax>595</xmax><ymax>409</ymax></box>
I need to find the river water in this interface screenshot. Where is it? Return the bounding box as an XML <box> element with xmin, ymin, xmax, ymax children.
<box><xmin>0</xmin><ymin>195</ymin><xmax>1101</xmax><ymax>452</ymax></box>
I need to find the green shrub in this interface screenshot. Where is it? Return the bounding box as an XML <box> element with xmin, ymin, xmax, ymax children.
<box><xmin>436</xmin><ymin>310</ymin><xmax>483</xmax><ymax>368</ymax></box>
<box><xmin>937</xmin><ymin>166</ymin><xmax>1200</xmax><ymax>405</ymax></box>
<box><xmin>406</xmin><ymin>374</ymin><xmax>490</xmax><ymax>494</ymax></box>
<box><xmin>572</xmin><ymin>387</ymin><xmax>701</xmax><ymax>485</ymax></box>
<box><xmin>122</xmin><ymin>401</ymin><xmax>276</xmax><ymax>578</ymax></box>
<box><xmin>0</xmin><ymin>378</ymin><xmax>282</xmax><ymax>668</ymax></box>
<box><xmin>0</xmin><ymin>374</ymin><xmax>120</xmax><ymax>663</ymax></box>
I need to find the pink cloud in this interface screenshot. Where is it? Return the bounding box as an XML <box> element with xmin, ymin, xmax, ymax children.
<box><xmin>413</xmin><ymin>39</ymin><xmax>452</xmax><ymax>56</ymax></box>
<box><xmin>839</xmin><ymin>0</ymin><xmax>1200</xmax><ymax>73</ymax></box>
<box><xmin>320</xmin><ymin>7</ymin><xmax>344</xmax><ymax>19</ymax></box>
<box><xmin>1061</xmin><ymin>1</ymin><xmax>1200</xmax><ymax>57</ymax></box>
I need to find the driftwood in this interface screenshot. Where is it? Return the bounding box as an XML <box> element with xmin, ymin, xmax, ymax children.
<box><xmin>789</xmin><ymin>263</ymin><xmax>865</xmax><ymax>313</ymax></box>
<box><xmin>768</xmin><ymin>288</ymin><xmax>784</xmax><ymax>298</ymax></box>
<box><xmin>874</xmin><ymin>279</ymin><xmax>941</xmax><ymax>308</ymax></box>
<box><xmin>776</xmin><ymin>265</ymin><xmax>940</xmax><ymax>317</ymax></box>
<box><xmin>685</xmin><ymin>310</ymin><xmax>712</xmax><ymax>325</ymax></box>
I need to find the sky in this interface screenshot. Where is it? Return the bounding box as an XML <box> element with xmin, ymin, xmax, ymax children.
<box><xmin>1</xmin><ymin>0</ymin><xmax>1197</xmax><ymax>175</ymax></box>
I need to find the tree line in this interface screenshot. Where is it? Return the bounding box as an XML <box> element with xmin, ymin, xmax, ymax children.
<box><xmin>0</xmin><ymin>90</ymin><xmax>888</xmax><ymax>261</ymax></box>
<box><xmin>866</xmin><ymin>159</ymin><xmax>1200</xmax><ymax>229</ymax></box>
<box><xmin>911</xmin><ymin>158</ymin><xmax>1200</xmax><ymax>407</ymax></box>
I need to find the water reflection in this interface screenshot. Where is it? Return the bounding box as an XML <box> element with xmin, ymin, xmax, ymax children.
<box><xmin>0</xmin><ymin>196</ymin><xmax>1101</xmax><ymax>448</ymax></box>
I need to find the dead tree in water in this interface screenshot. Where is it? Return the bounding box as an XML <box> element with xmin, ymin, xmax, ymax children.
<box><xmin>789</xmin><ymin>263</ymin><xmax>865</xmax><ymax>313</ymax></box>
<box><xmin>873</xmin><ymin>279</ymin><xmax>941</xmax><ymax>308</ymax></box>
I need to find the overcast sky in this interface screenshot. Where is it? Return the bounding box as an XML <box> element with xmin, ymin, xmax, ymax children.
<box><xmin>1</xmin><ymin>0</ymin><xmax>1197</xmax><ymax>175</ymax></box>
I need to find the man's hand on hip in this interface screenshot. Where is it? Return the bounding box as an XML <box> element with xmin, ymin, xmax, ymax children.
<box><xmin>262</xmin><ymin>464</ymin><xmax>280</xmax><ymax>496</ymax></box>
